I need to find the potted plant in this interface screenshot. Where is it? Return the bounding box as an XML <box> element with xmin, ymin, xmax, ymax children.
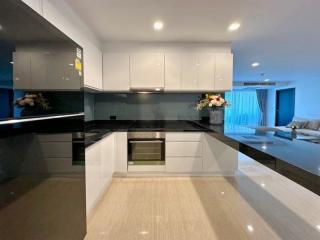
<box><xmin>196</xmin><ymin>94</ymin><xmax>229</xmax><ymax>125</ymax></box>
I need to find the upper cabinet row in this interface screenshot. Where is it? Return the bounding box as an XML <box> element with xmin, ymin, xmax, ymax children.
<box><xmin>21</xmin><ymin>1</ymin><xmax>232</xmax><ymax>92</ymax></box>
<box><xmin>103</xmin><ymin>53</ymin><xmax>233</xmax><ymax>92</ymax></box>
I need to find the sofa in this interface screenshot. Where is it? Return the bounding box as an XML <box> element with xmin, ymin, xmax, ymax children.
<box><xmin>276</xmin><ymin>117</ymin><xmax>320</xmax><ymax>138</ymax></box>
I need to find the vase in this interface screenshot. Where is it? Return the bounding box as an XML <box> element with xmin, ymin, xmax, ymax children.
<box><xmin>209</xmin><ymin>109</ymin><xmax>224</xmax><ymax>125</ymax></box>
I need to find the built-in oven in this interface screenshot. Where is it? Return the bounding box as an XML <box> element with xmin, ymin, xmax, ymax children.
<box><xmin>72</xmin><ymin>132</ymin><xmax>85</xmax><ymax>165</ymax></box>
<box><xmin>128</xmin><ymin>132</ymin><xmax>165</xmax><ymax>171</ymax></box>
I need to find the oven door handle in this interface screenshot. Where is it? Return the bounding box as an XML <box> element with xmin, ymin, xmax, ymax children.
<box><xmin>129</xmin><ymin>140</ymin><xmax>163</xmax><ymax>143</ymax></box>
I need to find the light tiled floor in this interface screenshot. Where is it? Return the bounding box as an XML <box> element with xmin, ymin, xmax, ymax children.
<box><xmin>85</xmin><ymin>154</ymin><xmax>320</xmax><ymax>240</ymax></box>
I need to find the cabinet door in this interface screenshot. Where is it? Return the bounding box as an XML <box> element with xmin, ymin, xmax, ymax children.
<box><xmin>114</xmin><ymin>132</ymin><xmax>128</xmax><ymax>173</ymax></box>
<box><xmin>130</xmin><ymin>53</ymin><xmax>164</xmax><ymax>89</ymax></box>
<box><xmin>166</xmin><ymin>157</ymin><xmax>202</xmax><ymax>173</ymax></box>
<box><xmin>42</xmin><ymin>0</ymin><xmax>103</xmax><ymax>90</ymax></box>
<box><xmin>203</xmin><ymin>134</ymin><xmax>238</xmax><ymax>174</ymax></box>
<box><xmin>100</xmin><ymin>134</ymin><xmax>115</xmax><ymax>191</ymax></box>
<box><xmin>103</xmin><ymin>53</ymin><xmax>130</xmax><ymax>91</ymax></box>
<box><xmin>166</xmin><ymin>142</ymin><xmax>203</xmax><ymax>157</ymax></box>
<box><xmin>198</xmin><ymin>54</ymin><xmax>215</xmax><ymax>90</ymax></box>
<box><xmin>165</xmin><ymin>54</ymin><xmax>181</xmax><ymax>90</ymax></box>
<box><xmin>85</xmin><ymin>142</ymin><xmax>102</xmax><ymax>215</ymax></box>
<box><xmin>181</xmin><ymin>54</ymin><xmax>198</xmax><ymax>90</ymax></box>
<box><xmin>30</xmin><ymin>52</ymin><xmax>48</xmax><ymax>90</ymax></box>
<box><xmin>83</xmin><ymin>41</ymin><xmax>103</xmax><ymax>90</ymax></box>
<box><xmin>13</xmin><ymin>52</ymin><xmax>31</xmax><ymax>90</ymax></box>
<box><xmin>214</xmin><ymin>53</ymin><xmax>233</xmax><ymax>91</ymax></box>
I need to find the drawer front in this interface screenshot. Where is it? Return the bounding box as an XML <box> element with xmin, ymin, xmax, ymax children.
<box><xmin>166</xmin><ymin>133</ymin><xmax>202</xmax><ymax>142</ymax></box>
<box><xmin>166</xmin><ymin>157</ymin><xmax>202</xmax><ymax>173</ymax></box>
<box><xmin>166</xmin><ymin>142</ymin><xmax>202</xmax><ymax>157</ymax></box>
<box><xmin>39</xmin><ymin>142</ymin><xmax>72</xmax><ymax>158</ymax></box>
<box><xmin>37</xmin><ymin>133</ymin><xmax>72</xmax><ymax>142</ymax></box>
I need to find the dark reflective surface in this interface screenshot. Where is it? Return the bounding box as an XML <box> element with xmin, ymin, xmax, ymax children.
<box><xmin>0</xmin><ymin>116</ymin><xmax>86</xmax><ymax>240</ymax></box>
<box><xmin>0</xmin><ymin>0</ymin><xmax>83</xmax><ymax>120</ymax></box>
<box><xmin>0</xmin><ymin>1</ymin><xmax>85</xmax><ymax>239</ymax></box>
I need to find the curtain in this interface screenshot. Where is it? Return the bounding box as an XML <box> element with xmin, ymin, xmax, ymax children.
<box><xmin>256</xmin><ymin>89</ymin><xmax>268</xmax><ymax>126</ymax></box>
<box><xmin>225</xmin><ymin>90</ymin><xmax>262</xmax><ymax>126</ymax></box>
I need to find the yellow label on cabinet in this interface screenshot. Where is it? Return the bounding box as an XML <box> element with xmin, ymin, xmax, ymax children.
<box><xmin>75</xmin><ymin>58</ymin><xmax>82</xmax><ymax>72</ymax></box>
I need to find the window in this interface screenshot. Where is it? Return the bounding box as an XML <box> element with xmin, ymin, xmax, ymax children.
<box><xmin>225</xmin><ymin>90</ymin><xmax>262</xmax><ymax>126</ymax></box>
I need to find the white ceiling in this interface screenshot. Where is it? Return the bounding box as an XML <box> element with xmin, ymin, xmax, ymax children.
<box><xmin>66</xmin><ymin>0</ymin><xmax>320</xmax><ymax>82</ymax></box>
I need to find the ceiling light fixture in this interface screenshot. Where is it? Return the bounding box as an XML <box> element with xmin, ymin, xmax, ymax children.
<box><xmin>251</xmin><ymin>62</ymin><xmax>260</xmax><ymax>67</ymax></box>
<box><xmin>228</xmin><ymin>22</ymin><xmax>241</xmax><ymax>32</ymax></box>
<box><xmin>139</xmin><ymin>231</ymin><xmax>149</xmax><ymax>235</ymax></box>
<box><xmin>153</xmin><ymin>21</ymin><xmax>164</xmax><ymax>31</ymax></box>
<box><xmin>264</xmin><ymin>79</ymin><xmax>270</xmax><ymax>82</ymax></box>
<box><xmin>246</xmin><ymin>225</ymin><xmax>254</xmax><ymax>233</ymax></box>
<box><xmin>0</xmin><ymin>25</ymin><xmax>3</xmax><ymax>30</ymax></box>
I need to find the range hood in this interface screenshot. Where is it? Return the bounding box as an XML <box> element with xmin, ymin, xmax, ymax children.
<box><xmin>129</xmin><ymin>87</ymin><xmax>164</xmax><ymax>93</ymax></box>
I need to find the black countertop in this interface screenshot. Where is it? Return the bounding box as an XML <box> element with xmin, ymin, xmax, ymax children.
<box><xmin>84</xmin><ymin>120</ymin><xmax>208</xmax><ymax>147</ymax></box>
<box><xmin>85</xmin><ymin>120</ymin><xmax>320</xmax><ymax>195</ymax></box>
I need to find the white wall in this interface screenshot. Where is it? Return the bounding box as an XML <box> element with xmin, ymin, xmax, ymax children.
<box><xmin>266</xmin><ymin>79</ymin><xmax>320</xmax><ymax>126</ymax></box>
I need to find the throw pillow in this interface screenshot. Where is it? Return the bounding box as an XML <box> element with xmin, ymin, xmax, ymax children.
<box><xmin>286</xmin><ymin>121</ymin><xmax>306</xmax><ymax>129</ymax></box>
<box><xmin>305</xmin><ymin>120</ymin><xmax>320</xmax><ymax>130</ymax></box>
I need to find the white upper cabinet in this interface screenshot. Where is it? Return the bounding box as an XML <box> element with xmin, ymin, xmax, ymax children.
<box><xmin>198</xmin><ymin>54</ymin><xmax>215</xmax><ymax>90</ymax></box>
<box><xmin>165</xmin><ymin>54</ymin><xmax>216</xmax><ymax>91</ymax></box>
<box><xmin>130</xmin><ymin>53</ymin><xmax>165</xmax><ymax>89</ymax></box>
<box><xmin>21</xmin><ymin>0</ymin><xmax>43</xmax><ymax>15</ymax></box>
<box><xmin>181</xmin><ymin>54</ymin><xmax>199</xmax><ymax>90</ymax></box>
<box><xmin>103</xmin><ymin>53</ymin><xmax>130</xmax><ymax>91</ymax></box>
<box><xmin>214</xmin><ymin>53</ymin><xmax>233</xmax><ymax>91</ymax></box>
<box><xmin>82</xmin><ymin>40</ymin><xmax>103</xmax><ymax>90</ymax></box>
<box><xmin>164</xmin><ymin>54</ymin><xmax>181</xmax><ymax>90</ymax></box>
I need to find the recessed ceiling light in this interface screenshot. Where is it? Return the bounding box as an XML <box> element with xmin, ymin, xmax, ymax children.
<box><xmin>228</xmin><ymin>22</ymin><xmax>241</xmax><ymax>32</ymax></box>
<box><xmin>246</xmin><ymin>225</ymin><xmax>254</xmax><ymax>233</ymax></box>
<box><xmin>251</xmin><ymin>62</ymin><xmax>260</xmax><ymax>67</ymax></box>
<box><xmin>264</xmin><ymin>79</ymin><xmax>270</xmax><ymax>82</ymax></box>
<box><xmin>139</xmin><ymin>231</ymin><xmax>149</xmax><ymax>235</ymax></box>
<box><xmin>153</xmin><ymin>21</ymin><xmax>164</xmax><ymax>31</ymax></box>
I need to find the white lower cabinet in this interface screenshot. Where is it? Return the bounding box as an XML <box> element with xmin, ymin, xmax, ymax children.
<box><xmin>85</xmin><ymin>142</ymin><xmax>102</xmax><ymax>217</ymax></box>
<box><xmin>166</xmin><ymin>132</ymin><xmax>203</xmax><ymax>173</ymax></box>
<box><xmin>166</xmin><ymin>142</ymin><xmax>203</xmax><ymax>157</ymax></box>
<box><xmin>85</xmin><ymin>133</ymin><xmax>115</xmax><ymax>217</ymax></box>
<box><xmin>203</xmin><ymin>133</ymin><xmax>238</xmax><ymax>174</ymax></box>
<box><xmin>166</xmin><ymin>157</ymin><xmax>202</xmax><ymax>173</ymax></box>
<box><xmin>100</xmin><ymin>134</ymin><xmax>115</xmax><ymax>191</ymax></box>
<box><xmin>114</xmin><ymin>132</ymin><xmax>128</xmax><ymax>173</ymax></box>
<box><xmin>165</xmin><ymin>132</ymin><xmax>238</xmax><ymax>175</ymax></box>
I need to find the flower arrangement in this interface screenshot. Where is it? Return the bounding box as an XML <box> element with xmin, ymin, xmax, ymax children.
<box><xmin>15</xmin><ymin>93</ymin><xmax>50</xmax><ymax>110</ymax></box>
<box><xmin>196</xmin><ymin>94</ymin><xmax>229</xmax><ymax>111</ymax></box>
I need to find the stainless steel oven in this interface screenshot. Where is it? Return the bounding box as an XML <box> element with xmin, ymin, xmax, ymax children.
<box><xmin>128</xmin><ymin>132</ymin><xmax>165</xmax><ymax>167</ymax></box>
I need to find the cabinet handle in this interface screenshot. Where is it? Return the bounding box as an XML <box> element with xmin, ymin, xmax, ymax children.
<box><xmin>129</xmin><ymin>140</ymin><xmax>163</xmax><ymax>143</ymax></box>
